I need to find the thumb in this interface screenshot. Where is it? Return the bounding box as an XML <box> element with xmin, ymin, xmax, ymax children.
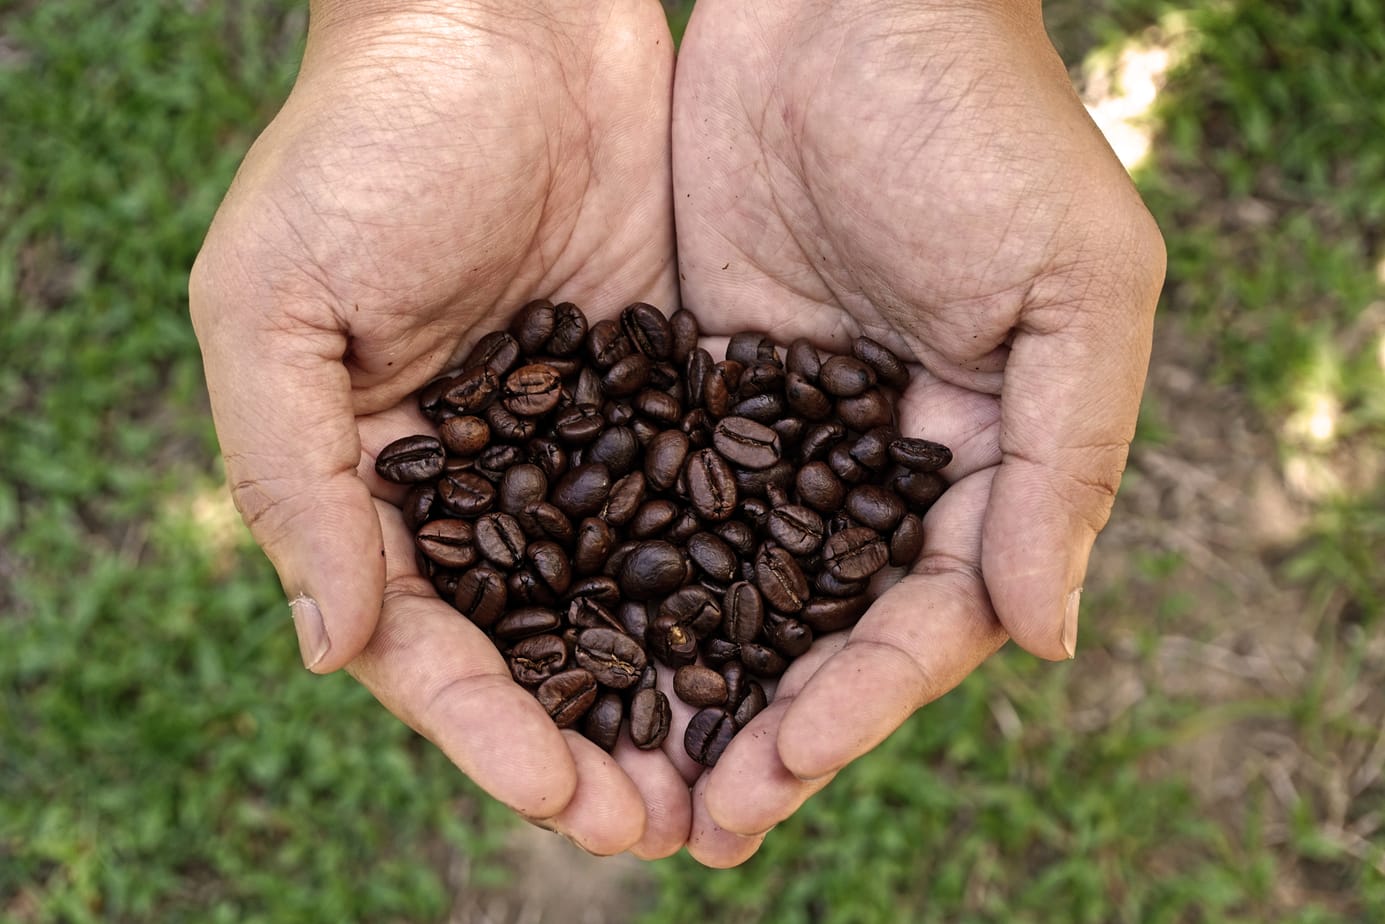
<box><xmin>190</xmin><ymin>251</ymin><xmax>385</xmax><ymax>674</ymax></box>
<box><xmin>983</xmin><ymin>225</ymin><xmax>1165</xmax><ymax>660</ymax></box>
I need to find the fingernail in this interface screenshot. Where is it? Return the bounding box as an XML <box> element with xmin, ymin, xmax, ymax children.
<box><xmin>1061</xmin><ymin>588</ymin><xmax>1081</xmax><ymax>659</ymax></box>
<box><xmin>289</xmin><ymin>594</ymin><xmax>330</xmax><ymax>669</ymax></box>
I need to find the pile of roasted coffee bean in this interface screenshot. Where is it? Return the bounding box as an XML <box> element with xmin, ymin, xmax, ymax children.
<box><xmin>375</xmin><ymin>301</ymin><xmax>950</xmax><ymax>767</ymax></box>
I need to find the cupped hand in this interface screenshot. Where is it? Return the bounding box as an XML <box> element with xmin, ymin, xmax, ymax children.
<box><xmin>190</xmin><ymin>0</ymin><xmax>687</xmax><ymax>857</ymax></box>
<box><xmin>672</xmin><ymin>0</ymin><xmax>1166</xmax><ymax>865</ymax></box>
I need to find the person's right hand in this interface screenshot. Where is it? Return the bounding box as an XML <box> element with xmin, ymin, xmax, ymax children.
<box><xmin>190</xmin><ymin>0</ymin><xmax>686</xmax><ymax>858</ymax></box>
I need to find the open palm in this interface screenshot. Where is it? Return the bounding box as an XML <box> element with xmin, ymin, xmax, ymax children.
<box><xmin>672</xmin><ymin>0</ymin><xmax>1165</xmax><ymax>865</ymax></box>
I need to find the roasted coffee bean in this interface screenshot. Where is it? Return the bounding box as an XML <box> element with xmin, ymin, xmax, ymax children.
<box><xmin>730</xmin><ymin>392</ymin><xmax>785</xmax><ymax>424</ymax></box>
<box><xmin>675</xmin><ymin>665</ymin><xmax>728</xmax><ymax>708</ymax></box>
<box><xmin>402</xmin><ymin>483</ymin><xmax>440</xmax><ymax>531</ymax></box>
<box><xmin>498</xmin><ymin>464</ymin><xmax>548</xmax><ymax>517</ymax></box>
<box><xmin>801</xmin><ymin>594</ymin><xmax>871</xmax><ymax>633</ymax></box>
<box><xmin>891</xmin><ymin>468</ymin><xmax>947</xmax><ymax>509</ymax></box>
<box><xmin>485</xmin><ymin>403</ymin><xmax>538</xmax><ymax>443</ymax></box>
<box><xmin>536</xmin><ymin>669</ymin><xmax>597</xmax><ymax>728</ymax></box>
<box><xmin>734</xmin><ymin>682</ymin><xmax>768</xmax><ymax>728</ymax></box>
<box><xmin>474</xmin><ymin>512</ymin><xmax>527</xmax><ymax>568</ymax></box>
<box><xmin>419</xmin><ymin>375</ymin><xmax>455</xmax><ymax>422</ymax></box>
<box><xmin>666</xmin><ymin>507</ymin><xmax>702</xmax><ymax>543</ymax></box>
<box><xmin>462</xmin><ymin>330</ymin><xmax>522</xmax><ymax>377</ymax></box>
<box><xmin>889</xmin><ymin>437</ymin><xmax>953</xmax><ymax>473</ymax></box>
<box><xmin>800</xmin><ymin>421</ymin><xmax>847</xmax><ymax>463</ymax></box>
<box><xmin>742</xmin><ymin>361</ymin><xmax>785</xmax><ymax>396</ymax></box>
<box><xmin>785</xmin><ymin>371</ymin><xmax>832</xmax><ymax>420</ymax></box>
<box><xmin>815</xmin><ymin>569</ymin><xmax>868</xmax><ymax>598</ymax></box>
<box><xmin>415</xmin><ymin>519</ymin><xmax>477</xmax><ymax>569</ymax></box>
<box><xmin>702</xmin><ymin>361</ymin><xmax>740</xmax><ymax>417</ymax></box>
<box><xmin>621</xmin><ymin>302</ymin><xmax>674</xmax><ymax>360</ymax></box>
<box><xmin>754</xmin><ymin>544</ymin><xmax>810</xmax><ymax>613</ymax></box>
<box><xmin>819</xmin><ymin>355</ymin><xmax>876</xmax><ymax>397</ymax></box>
<box><xmin>603</xmin><ymin>540</ymin><xmax>640</xmax><ymax>581</ymax></box>
<box><xmin>602</xmin><ymin>471</ymin><xmax>645</xmax><ymax>527</ymax></box>
<box><xmin>645</xmin><ymin>429</ymin><xmax>691</xmax><ymax>491</ymax></box>
<box><xmin>766</xmin><ymin>614</ymin><xmax>813</xmax><ymax>658</ymax></box>
<box><xmin>445</xmin><ymin>366</ymin><xmax>500</xmax><ymax>413</ymax></box>
<box><xmin>852</xmin><ymin>335</ymin><xmax>910</xmax><ymax>389</ymax></box>
<box><xmin>527</xmin><ymin>540</ymin><xmax>572</xmax><ymax>596</ymax></box>
<box><xmin>582</xmin><ymin>692</ymin><xmax>624</xmax><ymax>752</ymax></box>
<box><xmin>850</xmin><ymin>427</ymin><xmax>896</xmax><ymax>471</ymax></box>
<box><xmin>494</xmin><ymin>606</ymin><xmax>562</xmax><ymax>642</ymax></box>
<box><xmin>828</xmin><ymin>442</ymin><xmax>870</xmax><ymax>485</ymax></box>
<box><xmin>437</xmin><ymin>471</ymin><xmax>497</xmax><ymax>516</ymax></box>
<box><xmin>685</xmin><ymin>348</ymin><xmax>713</xmax><ymax>407</ymax></box>
<box><xmin>587</xmin><ymin>318</ymin><xmax>633</xmax><ymax>370</ymax></box>
<box><xmin>733</xmin><ymin>459</ymin><xmax>794</xmax><ymax>500</ymax></box>
<box><xmin>659</xmin><ymin>585</ymin><xmax>722</xmax><ymax>637</ymax></box>
<box><xmin>619</xmin><ymin>600</ymin><xmax>651</xmax><ymax>639</ymax></box>
<box><xmin>575</xmin><ymin>627</ymin><xmax>646</xmax><ymax>689</ymax></box>
<box><xmin>630</xmin><ymin>417</ymin><xmax>661</xmax><ymax>448</ymax></box>
<box><xmin>722</xmin><ymin>581</ymin><xmax>765</xmax><ymax>643</ymax></box>
<box><xmin>786</xmin><ymin>338</ymin><xmax>824</xmax><ymax>382</ymax></box>
<box><xmin>685</xmin><ymin>448</ymin><xmax>737</xmax><ymax>521</ymax></box>
<box><xmin>846</xmin><ymin>484</ymin><xmax>907</xmax><ymax>532</ymax></box>
<box><xmin>474</xmin><ymin>444</ymin><xmax>524</xmax><ymax>482</ymax></box>
<box><xmin>702</xmin><ymin>637</ymin><xmax>741</xmax><ymax>668</ymax></box>
<box><xmin>772</xmin><ymin>416</ymin><xmax>806</xmax><ymax>453</ymax></box>
<box><xmin>430</xmin><ymin>566</ymin><xmax>460</xmax><ymax>599</ymax></box>
<box><xmin>629</xmin><ymin>689</ymin><xmax>671</xmax><ymax>749</ymax></box>
<box><xmin>568</xmin><ymin>597</ymin><xmax>622</xmax><ymax>634</ymax></box>
<box><xmin>767</xmin><ymin>505</ymin><xmax>825</xmax><ymax>556</ymax></box>
<box><xmin>737</xmin><ymin>497</ymin><xmax>770</xmax><ymax>529</ymax></box>
<box><xmin>526</xmin><ymin>438</ymin><xmax>568</xmax><ymax>482</ymax></box>
<box><xmin>646</xmin><ymin>614</ymin><xmax>698</xmax><ymax>666</ymax></box>
<box><xmin>688</xmin><ymin>532</ymin><xmax>737</xmax><ymax>583</ymax></box>
<box><xmin>438</xmin><ymin>415</ymin><xmax>490</xmax><ymax>457</ymax></box>
<box><xmin>635</xmin><ymin>388</ymin><xmax>681</xmax><ymax>424</ymax></box>
<box><xmin>629</xmin><ymin>498</ymin><xmax>678</xmax><ymax>538</ymax></box>
<box><xmin>502</xmin><ymin>363</ymin><xmax>562</xmax><ymax>416</ymax></box>
<box><xmin>550</xmin><ymin>463</ymin><xmax>612</xmax><ymax>518</ymax></box>
<box><xmin>521</xmin><ymin>500</ymin><xmax>572</xmax><ymax>548</ymax></box>
<box><xmin>796</xmin><ymin>461</ymin><xmax>846</xmax><ymax>514</ymax></box>
<box><xmin>823</xmin><ymin>526</ymin><xmax>890</xmax><ymax>582</ymax></box>
<box><xmin>567</xmin><ymin>574</ymin><xmax>621</xmax><ymax>606</ymax></box>
<box><xmin>587</xmin><ymin>426</ymin><xmax>638</xmax><ymax>475</ymax></box>
<box><xmin>551</xmin><ymin>404</ymin><xmax>603</xmax><ymax>446</ymax></box>
<box><xmin>685</xmin><ymin>708</ymin><xmax>737</xmax><ymax>766</ymax></box>
<box><xmin>721</xmin><ymin>661</ymin><xmax>749</xmax><ymax>707</ymax></box>
<box><xmin>455</xmin><ymin>565</ymin><xmax>507</xmax><ymax>628</ymax></box>
<box><xmin>726</xmin><ymin>331</ymin><xmax>779</xmax><ymax>366</ymax></box>
<box><xmin>618</xmin><ymin>540</ymin><xmax>687</xmax><ymax>601</ymax></box>
<box><xmin>573</xmin><ymin>366</ymin><xmax>605</xmax><ymax>407</ymax></box>
<box><xmin>602</xmin><ymin>352</ymin><xmax>652</xmax><ymax>398</ymax></box>
<box><xmin>740</xmin><ymin>642</ymin><xmax>788</xmax><ymax>678</ymax></box>
<box><xmin>714</xmin><ymin>520</ymin><xmax>756</xmax><ymax>557</ymax></box>
<box><xmin>837</xmin><ymin>388</ymin><xmax>894</xmax><ymax>431</ymax></box>
<box><xmin>712</xmin><ymin>416</ymin><xmax>781</xmax><ymax>470</ymax></box>
<box><xmin>889</xmin><ymin>513</ymin><xmax>925</xmax><ymax>567</ymax></box>
<box><xmin>376</xmin><ymin>435</ymin><xmax>445</xmax><ymax>483</ymax></box>
<box><xmin>546</xmin><ymin>301</ymin><xmax>588</xmax><ymax>356</ymax></box>
<box><xmin>765</xmin><ymin>482</ymin><xmax>791</xmax><ymax>510</ymax></box>
<box><xmin>508</xmin><ymin>633</ymin><xmax>569</xmax><ymax>686</ymax></box>
<box><xmin>572</xmin><ymin>517</ymin><xmax>615</xmax><ymax>575</ymax></box>
<box><xmin>669</xmin><ymin>309</ymin><xmax>700</xmax><ymax>364</ymax></box>
<box><xmin>510</xmin><ymin>299</ymin><xmax>556</xmax><ymax>355</ymax></box>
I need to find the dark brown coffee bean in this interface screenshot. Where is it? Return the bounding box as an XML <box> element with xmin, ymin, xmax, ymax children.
<box><xmin>712</xmin><ymin>416</ymin><xmax>781</xmax><ymax>470</ymax></box>
<box><xmin>497</xmin><ymin>464</ymin><xmax>547</xmax><ymax>517</ymax></box>
<box><xmin>630</xmin><ymin>417</ymin><xmax>661</xmax><ymax>448</ymax></box>
<box><xmin>687</xmin><ymin>532</ymin><xmax>737</xmax><ymax>584</ymax></box>
<box><xmin>685</xmin><ymin>348</ymin><xmax>713</xmax><ymax>407</ymax></box>
<box><xmin>714</xmin><ymin>520</ymin><xmax>755</xmax><ymax>557</ymax></box>
<box><xmin>786</xmin><ymin>338</ymin><xmax>824</xmax><ymax>382</ymax></box>
<box><xmin>737</xmin><ymin>497</ymin><xmax>770</xmax><ymax>529</ymax></box>
<box><xmin>734</xmin><ymin>460</ymin><xmax>794</xmax><ymax>504</ymax></box>
<box><xmin>495</xmin><ymin>606</ymin><xmax>562</xmax><ymax>642</ymax></box>
<box><xmin>444</xmin><ymin>366</ymin><xmax>500</xmax><ymax>413</ymax></box>
<box><xmin>546</xmin><ymin>301</ymin><xmax>588</xmax><ymax>356</ymax></box>
<box><xmin>375</xmin><ymin>435</ymin><xmax>445</xmax><ymax>484</ymax></box>
<box><xmin>674</xmin><ymin>666</ymin><xmax>728</xmax><ymax>708</ymax></box>
<box><xmin>797</xmin><ymin>461</ymin><xmax>846</xmax><ymax>514</ymax></box>
<box><xmin>437</xmin><ymin>471</ymin><xmax>497</xmax><ymax>516</ymax></box>
<box><xmin>474</xmin><ymin>444</ymin><xmax>524</xmax><ymax>483</ymax></box>
<box><xmin>721</xmin><ymin>661</ymin><xmax>749</xmax><ymax>707</ymax></box>
<box><xmin>536</xmin><ymin>669</ymin><xmax>597</xmax><ymax>728</ymax></box>
<box><xmin>666</xmin><ymin>507</ymin><xmax>703</xmax><ymax>543</ymax></box>
<box><xmin>889</xmin><ymin>437</ymin><xmax>953</xmax><ymax>473</ymax></box>
<box><xmin>741</xmin><ymin>361</ymin><xmax>785</xmax><ymax>396</ymax></box>
<box><xmin>772</xmin><ymin>416</ymin><xmax>806</xmax><ymax>452</ymax></box>
<box><xmin>814</xmin><ymin>569</ymin><xmax>868</xmax><ymax>598</ymax></box>
<box><xmin>419</xmin><ymin>375</ymin><xmax>455</xmax><ymax>422</ymax></box>
<box><xmin>767</xmin><ymin>505</ymin><xmax>825</xmax><ymax>556</ymax></box>
<box><xmin>645</xmin><ymin>429</ymin><xmax>691</xmax><ymax>491</ymax></box>
<box><xmin>852</xmin><ymin>336</ymin><xmax>910</xmax><ymax>389</ymax></box>
<box><xmin>722</xmin><ymin>581</ymin><xmax>765</xmax><ymax>643</ymax></box>
<box><xmin>849</xmin><ymin>427</ymin><xmax>896</xmax><ymax>471</ymax></box>
<box><xmin>800</xmin><ymin>421</ymin><xmax>847</xmax><ymax>463</ymax></box>
<box><xmin>646</xmin><ymin>614</ymin><xmax>699</xmax><ymax>667</ymax></box>
<box><xmin>402</xmin><ymin>483</ymin><xmax>439</xmax><ymax>531</ymax></box>
<box><xmin>659</xmin><ymin>585</ymin><xmax>722</xmax><ymax>637</ymax></box>
<box><xmin>502</xmin><ymin>363</ymin><xmax>562</xmax><ymax>417</ymax></box>
<box><xmin>567</xmin><ymin>596</ymin><xmax>622</xmax><ymax>633</ymax></box>
<box><xmin>509</xmin><ymin>299</ymin><xmax>556</xmax><ymax>355</ymax></box>
<box><xmin>685</xmin><ymin>708</ymin><xmax>736</xmax><ymax>766</ymax></box>
<box><xmin>586</xmin><ymin>318</ymin><xmax>633</xmax><ymax>370</ymax></box>
<box><xmin>602</xmin><ymin>352</ymin><xmax>652</xmax><ymax>398</ymax></box>
<box><xmin>527</xmin><ymin>540</ymin><xmax>572</xmax><ymax>597</ymax></box>
<box><xmin>525</xmin><ymin>438</ymin><xmax>567</xmax><ymax>481</ymax></box>
<box><xmin>669</xmin><ymin>309</ymin><xmax>700</xmax><ymax>364</ymax></box>
<box><xmin>619</xmin><ymin>600</ymin><xmax>651</xmax><ymax>640</ymax></box>
<box><xmin>837</xmin><ymin>388</ymin><xmax>893</xmax><ymax>431</ymax></box>
<box><xmin>685</xmin><ymin>449</ymin><xmax>737</xmax><ymax>522</ymax></box>
<box><xmin>823</xmin><ymin>526</ymin><xmax>890</xmax><ymax>582</ymax></box>
<box><xmin>702</xmin><ymin>361</ymin><xmax>741</xmax><ymax>418</ymax></box>
<box><xmin>473</xmin><ymin>512</ymin><xmax>527</xmax><ymax>568</ymax></box>
<box><xmin>629</xmin><ymin>689</ymin><xmax>671</xmax><ymax>749</ymax></box>
<box><xmin>572</xmin><ymin>517</ymin><xmax>614</xmax><ymax>575</ymax></box>
<box><xmin>508</xmin><ymin>634</ymin><xmax>569</xmax><ymax>686</ymax></box>
<box><xmin>634</xmin><ymin>388</ymin><xmax>681</xmax><ymax>425</ymax></box>
<box><xmin>485</xmin><ymin>403</ymin><xmax>538</xmax><ymax>443</ymax></box>
<box><xmin>765</xmin><ymin>481</ymin><xmax>791</xmax><ymax>510</ymax></box>
<box><xmin>733</xmin><ymin>682</ymin><xmax>767</xmax><ymax>728</ymax></box>
<box><xmin>785</xmin><ymin>371</ymin><xmax>832</xmax><ymax>420</ymax></box>
<box><xmin>550</xmin><ymin>404</ymin><xmax>603</xmax><ymax>446</ymax></box>
<box><xmin>766</xmin><ymin>613</ymin><xmax>813</xmax><ymax>658</ymax></box>
<box><xmin>702</xmin><ymin>637</ymin><xmax>741</xmax><ymax>668</ymax></box>
<box><xmin>437</xmin><ymin>415</ymin><xmax>489</xmax><ymax>457</ymax></box>
<box><xmin>520</xmin><ymin>501</ymin><xmax>573</xmax><ymax>547</ymax></box>
<box><xmin>587</xmin><ymin>426</ymin><xmax>638</xmax><ymax>475</ymax></box>
<box><xmin>846</xmin><ymin>484</ymin><xmax>907</xmax><ymax>532</ymax></box>
<box><xmin>454</xmin><ymin>565</ymin><xmax>507</xmax><ymax>628</ymax></box>
<box><xmin>567</xmin><ymin>574</ymin><xmax>620</xmax><ymax>606</ymax></box>
<box><xmin>599</xmin><ymin>472</ymin><xmax>643</xmax><ymax>528</ymax></box>
<box><xmin>573</xmin><ymin>366</ymin><xmax>604</xmax><ymax>407</ymax></box>
<box><xmin>890</xmin><ymin>513</ymin><xmax>925</xmax><ymax>567</ymax></box>
<box><xmin>729</xmin><ymin>392</ymin><xmax>785</xmax><ymax>424</ymax></box>
<box><xmin>819</xmin><ymin>355</ymin><xmax>876</xmax><ymax>397</ymax></box>
<box><xmin>629</xmin><ymin>498</ymin><xmax>678</xmax><ymax>538</ymax></box>
<box><xmin>801</xmin><ymin>594</ymin><xmax>871</xmax><ymax>633</ymax></box>
<box><xmin>726</xmin><ymin>331</ymin><xmax>779</xmax><ymax>366</ymax></box>
<box><xmin>621</xmin><ymin>302</ymin><xmax>674</xmax><ymax>359</ymax></box>
<box><xmin>461</xmin><ymin>330</ymin><xmax>522</xmax><ymax>378</ymax></box>
<box><xmin>603</xmin><ymin>540</ymin><xmax>640</xmax><ymax>580</ymax></box>
<box><xmin>575</xmin><ymin>627</ymin><xmax>647</xmax><ymax>689</ymax></box>
<box><xmin>582</xmin><ymin>691</ymin><xmax>624</xmax><ymax>752</ymax></box>
<box><xmin>891</xmin><ymin>468</ymin><xmax>947</xmax><ymax>509</ymax></box>
<box><xmin>550</xmin><ymin>463</ymin><xmax>612</xmax><ymax>518</ymax></box>
<box><xmin>755</xmin><ymin>544</ymin><xmax>810</xmax><ymax>613</ymax></box>
<box><xmin>741</xmin><ymin>642</ymin><xmax>788</xmax><ymax>678</ymax></box>
<box><xmin>414</xmin><ymin>519</ymin><xmax>477</xmax><ymax>569</ymax></box>
<box><xmin>619</xmin><ymin>540</ymin><xmax>687</xmax><ymax>601</ymax></box>
<box><xmin>828</xmin><ymin>442</ymin><xmax>870</xmax><ymax>485</ymax></box>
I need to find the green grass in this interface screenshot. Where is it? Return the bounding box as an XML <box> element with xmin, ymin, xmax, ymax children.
<box><xmin>3</xmin><ymin>0</ymin><xmax>1383</xmax><ymax>922</ymax></box>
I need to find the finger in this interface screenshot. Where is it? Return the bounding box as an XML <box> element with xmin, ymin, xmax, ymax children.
<box><xmin>348</xmin><ymin>500</ymin><xmax>578</xmax><ymax>820</ymax></box>
<box><xmin>686</xmin><ymin>774</ymin><xmax>766</xmax><ymax>869</ymax></box>
<box><xmin>190</xmin><ymin>262</ymin><xmax>381</xmax><ymax>673</ymax></box>
<box><xmin>777</xmin><ymin>471</ymin><xmax>1008</xmax><ymax>780</ymax></box>
<box><xmin>614</xmin><ymin>736</ymin><xmax>693</xmax><ymax>860</ymax></box>
<box><xmin>536</xmin><ymin>732</ymin><xmax>647</xmax><ymax>857</ymax></box>
<box><xmin>985</xmin><ymin>243</ymin><xmax>1163</xmax><ymax>659</ymax></box>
